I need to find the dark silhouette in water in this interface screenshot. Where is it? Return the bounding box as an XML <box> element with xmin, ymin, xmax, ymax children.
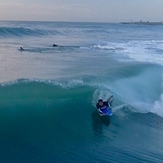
<box><xmin>92</xmin><ymin>110</ymin><xmax>110</xmax><ymax>134</ymax></box>
<box><xmin>52</xmin><ymin>44</ymin><xmax>58</xmax><ymax>47</ymax></box>
<box><xmin>19</xmin><ymin>47</ymin><xmax>24</xmax><ymax>51</ymax></box>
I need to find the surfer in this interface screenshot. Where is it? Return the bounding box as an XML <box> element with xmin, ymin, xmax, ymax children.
<box><xmin>52</xmin><ymin>44</ymin><xmax>58</xmax><ymax>47</ymax></box>
<box><xmin>19</xmin><ymin>47</ymin><xmax>24</xmax><ymax>51</ymax></box>
<box><xmin>96</xmin><ymin>95</ymin><xmax>113</xmax><ymax>116</ymax></box>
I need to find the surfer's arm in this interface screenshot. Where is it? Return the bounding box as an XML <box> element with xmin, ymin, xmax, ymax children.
<box><xmin>96</xmin><ymin>103</ymin><xmax>100</xmax><ymax>109</ymax></box>
<box><xmin>107</xmin><ymin>95</ymin><xmax>114</xmax><ymax>105</ymax></box>
<box><xmin>98</xmin><ymin>109</ymin><xmax>103</xmax><ymax>113</ymax></box>
<box><xmin>96</xmin><ymin>104</ymin><xmax>104</xmax><ymax>114</ymax></box>
<box><xmin>98</xmin><ymin>109</ymin><xmax>105</xmax><ymax>116</ymax></box>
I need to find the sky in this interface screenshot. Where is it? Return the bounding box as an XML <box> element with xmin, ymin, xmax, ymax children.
<box><xmin>0</xmin><ymin>0</ymin><xmax>163</xmax><ymax>22</ymax></box>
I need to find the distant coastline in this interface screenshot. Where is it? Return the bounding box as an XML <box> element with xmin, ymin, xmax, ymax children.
<box><xmin>120</xmin><ymin>21</ymin><xmax>163</xmax><ymax>25</ymax></box>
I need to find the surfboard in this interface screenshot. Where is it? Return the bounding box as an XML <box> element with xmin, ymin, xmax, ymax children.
<box><xmin>98</xmin><ymin>107</ymin><xmax>112</xmax><ymax>116</ymax></box>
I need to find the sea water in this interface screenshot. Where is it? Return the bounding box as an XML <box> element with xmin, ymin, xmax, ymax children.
<box><xmin>0</xmin><ymin>21</ymin><xmax>163</xmax><ymax>163</ymax></box>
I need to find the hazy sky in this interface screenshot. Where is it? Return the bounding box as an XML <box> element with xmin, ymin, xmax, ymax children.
<box><xmin>0</xmin><ymin>0</ymin><xmax>163</xmax><ymax>22</ymax></box>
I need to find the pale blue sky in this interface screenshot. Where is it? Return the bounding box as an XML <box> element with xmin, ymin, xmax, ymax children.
<box><xmin>0</xmin><ymin>0</ymin><xmax>163</xmax><ymax>22</ymax></box>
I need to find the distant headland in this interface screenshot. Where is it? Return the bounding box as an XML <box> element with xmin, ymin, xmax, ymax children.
<box><xmin>120</xmin><ymin>21</ymin><xmax>163</xmax><ymax>25</ymax></box>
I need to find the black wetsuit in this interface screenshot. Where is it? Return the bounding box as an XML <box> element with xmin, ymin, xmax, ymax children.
<box><xmin>96</xmin><ymin>101</ymin><xmax>108</xmax><ymax>109</ymax></box>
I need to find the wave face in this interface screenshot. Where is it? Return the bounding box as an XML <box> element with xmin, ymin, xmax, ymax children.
<box><xmin>0</xmin><ymin>80</ymin><xmax>95</xmax><ymax>162</ymax></box>
<box><xmin>0</xmin><ymin>78</ymin><xmax>163</xmax><ymax>163</ymax></box>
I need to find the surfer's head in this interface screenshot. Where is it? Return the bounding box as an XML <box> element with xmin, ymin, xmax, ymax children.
<box><xmin>98</xmin><ymin>99</ymin><xmax>103</xmax><ymax>106</ymax></box>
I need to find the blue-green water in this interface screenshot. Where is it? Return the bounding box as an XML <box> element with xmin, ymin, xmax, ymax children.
<box><xmin>0</xmin><ymin>21</ymin><xmax>163</xmax><ymax>162</ymax></box>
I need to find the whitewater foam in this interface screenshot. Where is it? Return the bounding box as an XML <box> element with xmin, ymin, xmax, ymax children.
<box><xmin>89</xmin><ymin>40</ymin><xmax>163</xmax><ymax>65</ymax></box>
<box><xmin>153</xmin><ymin>93</ymin><xmax>163</xmax><ymax>116</ymax></box>
<box><xmin>122</xmin><ymin>40</ymin><xmax>163</xmax><ymax>65</ymax></box>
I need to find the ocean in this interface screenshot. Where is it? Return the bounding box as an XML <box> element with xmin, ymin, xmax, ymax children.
<box><xmin>0</xmin><ymin>21</ymin><xmax>163</xmax><ymax>163</ymax></box>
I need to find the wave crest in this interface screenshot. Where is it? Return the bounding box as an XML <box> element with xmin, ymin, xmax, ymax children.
<box><xmin>0</xmin><ymin>27</ymin><xmax>59</xmax><ymax>37</ymax></box>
